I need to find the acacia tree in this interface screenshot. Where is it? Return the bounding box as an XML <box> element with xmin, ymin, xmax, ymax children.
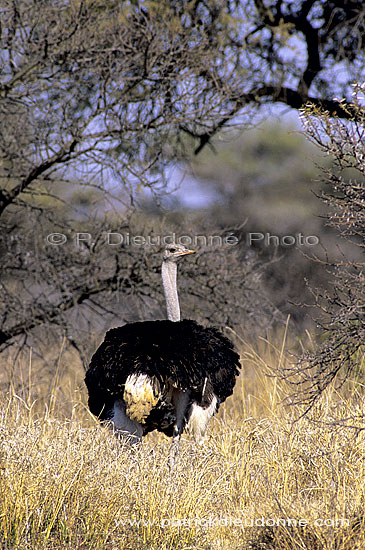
<box><xmin>188</xmin><ymin>0</ymin><xmax>365</xmax><ymax>152</ymax></box>
<box><xmin>0</xmin><ymin>0</ymin><xmax>363</xmax><ymax>356</ymax></box>
<box><xmin>1</xmin><ymin>0</ymin><xmax>240</xmax><ymax>215</ymax></box>
<box><xmin>280</xmin><ymin>88</ymin><xmax>365</xmax><ymax>414</ymax></box>
<box><xmin>1</xmin><ymin>0</ymin><xmax>364</xmax><ymax>216</ymax></box>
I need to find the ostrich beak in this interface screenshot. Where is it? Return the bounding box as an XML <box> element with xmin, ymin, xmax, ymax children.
<box><xmin>179</xmin><ymin>249</ymin><xmax>195</xmax><ymax>256</ymax></box>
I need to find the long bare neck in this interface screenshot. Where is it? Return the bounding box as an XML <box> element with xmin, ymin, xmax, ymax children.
<box><xmin>161</xmin><ymin>260</ymin><xmax>180</xmax><ymax>322</ymax></box>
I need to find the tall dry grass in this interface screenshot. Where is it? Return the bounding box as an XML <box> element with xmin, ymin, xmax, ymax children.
<box><xmin>0</xmin><ymin>331</ymin><xmax>364</xmax><ymax>550</ymax></box>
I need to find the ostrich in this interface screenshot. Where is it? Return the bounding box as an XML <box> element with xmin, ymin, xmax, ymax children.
<box><xmin>85</xmin><ymin>244</ymin><xmax>241</xmax><ymax>457</ymax></box>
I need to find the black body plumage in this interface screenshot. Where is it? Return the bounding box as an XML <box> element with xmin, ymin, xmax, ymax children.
<box><xmin>85</xmin><ymin>319</ymin><xmax>240</xmax><ymax>436</ymax></box>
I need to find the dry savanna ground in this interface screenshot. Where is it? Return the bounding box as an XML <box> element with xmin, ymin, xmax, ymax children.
<box><xmin>0</xmin><ymin>330</ymin><xmax>364</xmax><ymax>550</ymax></box>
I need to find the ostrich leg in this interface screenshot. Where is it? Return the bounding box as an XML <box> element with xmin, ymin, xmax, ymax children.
<box><xmin>168</xmin><ymin>389</ymin><xmax>190</xmax><ymax>468</ymax></box>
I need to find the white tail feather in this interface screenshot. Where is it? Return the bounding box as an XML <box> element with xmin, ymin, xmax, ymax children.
<box><xmin>187</xmin><ymin>395</ymin><xmax>218</xmax><ymax>441</ymax></box>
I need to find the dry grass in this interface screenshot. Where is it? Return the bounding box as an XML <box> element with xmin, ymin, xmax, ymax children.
<box><xmin>0</xmin><ymin>333</ymin><xmax>364</xmax><ymax>550</ymax></box>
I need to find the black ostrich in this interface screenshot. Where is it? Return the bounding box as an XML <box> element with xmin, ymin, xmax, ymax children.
<box><xmin>85</xmin><ymin>244</ymin><xmax>241</xmax><ymax>459</ymax></box>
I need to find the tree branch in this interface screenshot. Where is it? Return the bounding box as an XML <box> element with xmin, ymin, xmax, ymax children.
<box><xmin>191</xmin><ymin>85</ymin><xmax>360</xmax><ymax>155</ymax></box>
<box><xmin>0</xmin><ymin>139</ymin><xmax>78</xmax><ymax>217</ymax></box>
<box><xmin>0</xmin><ymin>271</ymin><xmax>124</xmax><ymax>348</ymax></box>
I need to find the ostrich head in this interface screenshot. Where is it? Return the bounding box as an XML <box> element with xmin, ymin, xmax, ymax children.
<box><xmin>163</xmin><ymin>243</ymin><xmax>195</xmax><ymax>263</ymax></box>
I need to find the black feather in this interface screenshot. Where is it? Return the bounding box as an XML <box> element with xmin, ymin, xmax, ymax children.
<box><xmin>85</xmin><ymin>319</ymin><xmax>240</xmax><ymax>434</ymax></box>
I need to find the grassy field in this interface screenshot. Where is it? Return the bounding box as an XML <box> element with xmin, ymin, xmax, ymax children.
<box><xmin>0</xmin><ymin>333</ymin><xmax>364</xmax><ymax>550</ymax></box>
